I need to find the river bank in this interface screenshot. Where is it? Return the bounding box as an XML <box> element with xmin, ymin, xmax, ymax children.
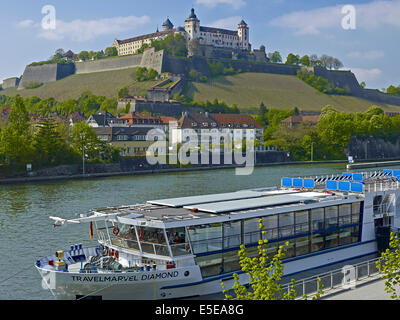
<box><xmin>0</xmin><ymin>160</ymin><xmax>348</xmax><ymax>185</ymax></box>
<box><xmin>2</xmin><ymin>156</ymin><xmax>400</xmax><ymax>185</ymax></box>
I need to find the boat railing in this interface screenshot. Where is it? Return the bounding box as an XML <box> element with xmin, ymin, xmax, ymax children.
<box><xmin>281</xmin><ymin>257</ymin><xmax>381</xmax><ymax>299</ymax></box>
<box><xmin>365</xmin><ymin>181</ymin><xmax>400</xmax><ymax>193</ymax></box>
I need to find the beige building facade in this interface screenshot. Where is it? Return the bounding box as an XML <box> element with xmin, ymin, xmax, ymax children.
<box><xmin>113</xmin><ymin>8</ymin><xmax>250</xmax><ymax>56</ymax></box>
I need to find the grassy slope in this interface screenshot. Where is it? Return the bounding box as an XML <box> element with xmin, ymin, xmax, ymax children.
<box><xmin>183</xmin><ymin>73</ymin><xmax>400</xmax><ymax>112</ymax></box>
<box><xmin>2</xmin><ymin>70</ymin><xmax>399</xmax><ymax>113</ymax></box>
<box><xmin>1</xmin><ymin>68</ymin><xmax>159</xmax><ymax>101</ymax></box>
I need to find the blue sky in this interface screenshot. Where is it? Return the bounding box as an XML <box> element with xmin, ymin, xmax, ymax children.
<box><xmin>1</xmin><ymin>0</ymin><xmax>399</xmax><ymax>90</ymax></box>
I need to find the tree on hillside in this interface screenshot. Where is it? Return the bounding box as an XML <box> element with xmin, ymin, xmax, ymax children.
<box><xmin>268</xmin><ymin>51</ymin><xmax>282</xmax><ymax>63</ymax></box>
<box><xmin>285</xmin><ymin>53</ymin><xmax>300</xmax><ymax>65</ymax></box>
<box><xmin>105</xmin><ymin>46</ymin><xmax>118</xmax><ymax>57</ymax></box>
<box><xmin>387</xmin><ymin>85</ymin><xmax>400</xmax><ymax>96</ymax></box>
<box><xmin>78</xmin><ymin>51</ymin><xmax>90</xmax><ymax>61</ymax></box>
<box><xmin>300</xmin><ymin>55</ymin><xmax>310</xmax><ymax>67</ymax></box>
<box><xmin>332</xmin><ymin>58</ymin><xmax>344</xmax><ymax>70</ymax></box>
<box><xmin>118</xmin><ymin>87</ymin><xmax>130</xmax><ymax>99</ymax></box>
<box><xmin>53</xmin><ymin>48</ymin><xmax>65</xmax><ymax>60</ymax></box>
<box><xmin>151</xmin><ymin>33</ymin><xmax>188</xmax><ymax>57</ymax></box>
<box><xmin>309</xmin><ymin>54</ymin><xmax>323</xmax><ymax>67</ymax></box>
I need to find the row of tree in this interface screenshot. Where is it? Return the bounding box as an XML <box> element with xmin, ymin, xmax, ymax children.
<box><xmin>0</xmin><ymin>92</ymin><xmax>118</xmax><ymax>117</ymax></box>
<box><xmin>29</xmin><ymin>47</ymin><xmax>118</xmax><ymax>66</ymax></box>
<box><xmin>268</xmin><ymin>51</ymin><xmax>344</xmax><ymax>70</ymax></box>
<box><xmin>0</xmin><ymin>97</ymin><xmax>120</xmax><ymax>171</ymax></box>
<box><xmin>259</xmin><ymin>104</ymin><xmax>400</xmax><ymax>161</ymax></box>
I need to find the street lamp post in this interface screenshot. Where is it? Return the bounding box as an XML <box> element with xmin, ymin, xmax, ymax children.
<box><xmin>82</xmin><ymin>145</ymin><xmax>85</xmax><ymax>175</ymax></box>
<box><xmin>311</xmin><ymin>142</ymin><xmax>315</xmax><ymax>162</ymax></box>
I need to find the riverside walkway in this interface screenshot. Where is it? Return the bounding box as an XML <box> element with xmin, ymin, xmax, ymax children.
<box><xmin>324</xmin><ymin>278</ymin><xmax>391</xmax><ymax>300</ymax></box>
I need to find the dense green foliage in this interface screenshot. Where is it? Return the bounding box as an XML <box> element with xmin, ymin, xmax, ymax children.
<box><xmin>24</xmin><ymin>81</ymin><xmax>43</xmax><ymax>89</ymax></box>
<box><xmin>151</xmin><ymin>33</ymin><xmax>188</xmax><ymax>57</ymax></box>
<box><xmin>387</xmin><ymin>85</ymin><xmax>400</xmax><ymax>96</ymax></box>
<box><xmin>262</xmin><ymin>105</ymin><xmax>400</xmax><ymax>161</ymax></box>
<box><xmin>0</xmin><ymin>97</ymin><xmax>120</xmax><ymax>173</ymax></box>
<box><xmin>377</xmin><ymin>232</ymin><xmax>400</xmax><ymax>299</ymax></box>
<box><xmin>297</xmin><ymin>70</ymin><xmax>349</xmax><ymax>95</ymax></box>
<box><xmin>136</xmin><ymin>67</ymin><xmax>159</xmax><ymax>82</ymax></box>
<box><xmin>208</xmin><ymin>61</ymin><xmax>239</xmax><ymax>78</ymax></box>
<box><xmin>173</xmin><ymin>94</ymin><xmax>240</xmax><ymax>114</ymax></box>
<box><xmin>0</xmin><ymin>92</ymin><xmax>118</xmax><ymax>117</ymax></box>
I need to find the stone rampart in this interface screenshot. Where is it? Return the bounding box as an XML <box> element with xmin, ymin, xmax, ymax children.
<box><xmin>18</xmin><ymin>63</ymin><xmax>75</xmax><ymax>89</ymax></box>
<box><xmin>2</xmin><ymin>77</ymin><xmax>20</xmax><ymax>89</ymax></box>
<box><xmin>75</xmin><ymin>55</ymin><xmax>143</xmax><ymax>74</ymax></box>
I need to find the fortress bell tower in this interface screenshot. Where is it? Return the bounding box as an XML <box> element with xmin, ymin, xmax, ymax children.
<box><xmin>185</xmin><ymin>8</ymin><xmax>200</xmax><ymax>41</ymax></box>
<box><xmin>238</xmin><ymin>20</ymin><xmax>250</xmax><ymax>50</ymax></box>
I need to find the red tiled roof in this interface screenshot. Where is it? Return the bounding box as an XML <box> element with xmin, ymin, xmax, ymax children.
<box><xmin>160</xmin><ymin>116</ymin><xmax>177</xmax><ymax>124</ymax></box>
<box><xmin>116</xmin><ymin>29</ymin><xmax>176</xmax><ymax>45</ymax></box>
<box><xmin>211</xmin><ymin>113</ymin><xmax>262</xmax><ymax>129</ymax></box>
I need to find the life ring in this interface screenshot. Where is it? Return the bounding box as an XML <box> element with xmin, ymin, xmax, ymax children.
<box><xmin>113</xmin><ymin>226</ymin><xmax>120</xmax><ymax>236</ymax></box>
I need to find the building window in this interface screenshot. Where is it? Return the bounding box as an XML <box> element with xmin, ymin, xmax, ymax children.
<box><xmin>117</xmin><ymin>135</ymin><xmax>129</xmax><ymax>141</ymax></box>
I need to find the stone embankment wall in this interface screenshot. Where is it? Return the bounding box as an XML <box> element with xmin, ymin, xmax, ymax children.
<box><xmin>75</xmin><ymin>55</ymin><xmax>143</xmax><ymax>74</ymax></box>
<box><xmin>347</xmin><ymin>136</ymin><xmax>400</xmax><ymax>160</ymax></box>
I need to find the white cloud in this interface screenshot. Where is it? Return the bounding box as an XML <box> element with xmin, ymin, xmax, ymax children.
<box><xmin>270</xmin><ymin>0</ymin><xmax>400</xmax><ymax>35</ymax></box>
<box><xmin>196</xmin><ymin>0</ymin><xmax>246</xmax><ymax>10</ymax></box>
<box><xmin>347</xmin><ymin>50</ymin><xmax>385</xmax><ymax>60</ymax></box>
<box><xmin>17</xmin><ymin>19</ymin><xmax>37</xmax><ymax>28</ymax></box>
<box><xmin>209</xmin><ymin>16</ymin><xmax>242</xmax><ymax>30</ymax></box>
<box><xmin>350</xmin><ymin>67</ymin><xmax>382</xmax><ymax>83</ymax></box>
<box><xmin>17</xmin><ymin>15</ymin><xmax>151</xmax><ymax>42</ymax></box>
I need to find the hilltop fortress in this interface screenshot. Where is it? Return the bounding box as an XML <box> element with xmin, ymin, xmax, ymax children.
<box><xmin>113</xmin><ymin>8</ymin><xmax>268</xmax><ymax>62</ymax></box>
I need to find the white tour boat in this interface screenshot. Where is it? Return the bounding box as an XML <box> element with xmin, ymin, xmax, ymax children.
<box><xmin>36</xmin><ymin>169</ymin><xmax>400</xmax><ymax>300</ymax></box>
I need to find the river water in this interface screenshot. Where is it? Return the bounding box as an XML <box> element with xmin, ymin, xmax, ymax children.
<box><xmin>0</xmin><ymin>163</ymin><xmax>387</xmax><ymax>299</ymax></box>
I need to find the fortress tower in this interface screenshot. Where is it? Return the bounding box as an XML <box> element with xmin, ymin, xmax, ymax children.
<box><xmin>238</xmin><ymin>20</ymin><xmax>250</xmax><ymax>50</ymax></box>
<box><xmin>185</xmin><ymin>8</ymin><xmax>200</xmax><ymax>41</ymax></box>
<box><xmin>162</xmin><ymin>18</ymin><xmax>174</xmax><ymax>31</ymax></box>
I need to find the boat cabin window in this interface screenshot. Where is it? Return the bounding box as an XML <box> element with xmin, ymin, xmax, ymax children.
<box><xmin>166</xmin><ymin>227</ymin><xmax>192</xmax><ymax>256</ymax></box>
<box><xmin>279</xmin><ymin>212</ymin><xmax>294</xmax><ymax>238</ymax></box>
<box><xmin>166</xmin><ymin>227</ymin><xmax>186</xmax><ymax>244</ymax></box>
<box><xmin>188</xmin><ymin>223</ymin><xmax>222</xmax><ymax>254</ymax></box>
<box><xmin>137</xmin><ymin>226</ymin><xmax>166</xmax><ymax>244</ymax></box>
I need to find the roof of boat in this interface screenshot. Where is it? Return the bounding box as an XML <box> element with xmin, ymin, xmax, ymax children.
<box><xmin>91</xmin><ymin>187</ymin><xmax>362</xmax><ymax>227</ymax></box>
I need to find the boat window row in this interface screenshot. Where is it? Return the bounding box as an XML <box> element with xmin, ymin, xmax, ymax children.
<box><xmin>195</xmin><ymin>226</ymin><xmax>360</xmax><ymax>278</ymax></box>
<box><xmin>187</xmin><ymin>202</ymin><xmax>362</xmax><ymax>278</ymax></box>
<box><xmin>188</xmin><ymin>202</ymin><xmax>362</xmax><ymax>255</ymax></box>
<box><xmin>96</xmin><ymin>224</ymin><xmax>190</xmax><ymax>257</ymax></box>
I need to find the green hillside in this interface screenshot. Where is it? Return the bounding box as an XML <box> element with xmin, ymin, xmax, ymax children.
<box><xmin>2</xmin><ymin>69</ymin><xmax>400</xmax><ymax>113</ymax></box>
<box><xmin>183</xmin><ymin>72</ymin><xmax>400</xmax><ymax>113</ymax></box>
<box><xmin>1</xmin><ymin>68</ymin><xmax>158</xmax><ymax>101</ymax></box>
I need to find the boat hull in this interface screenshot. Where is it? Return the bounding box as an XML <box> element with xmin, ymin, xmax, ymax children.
<box><xmin>37</xmin><ymin>240</ymin><xmax>377</xmax><ymax>300</ymax></box>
